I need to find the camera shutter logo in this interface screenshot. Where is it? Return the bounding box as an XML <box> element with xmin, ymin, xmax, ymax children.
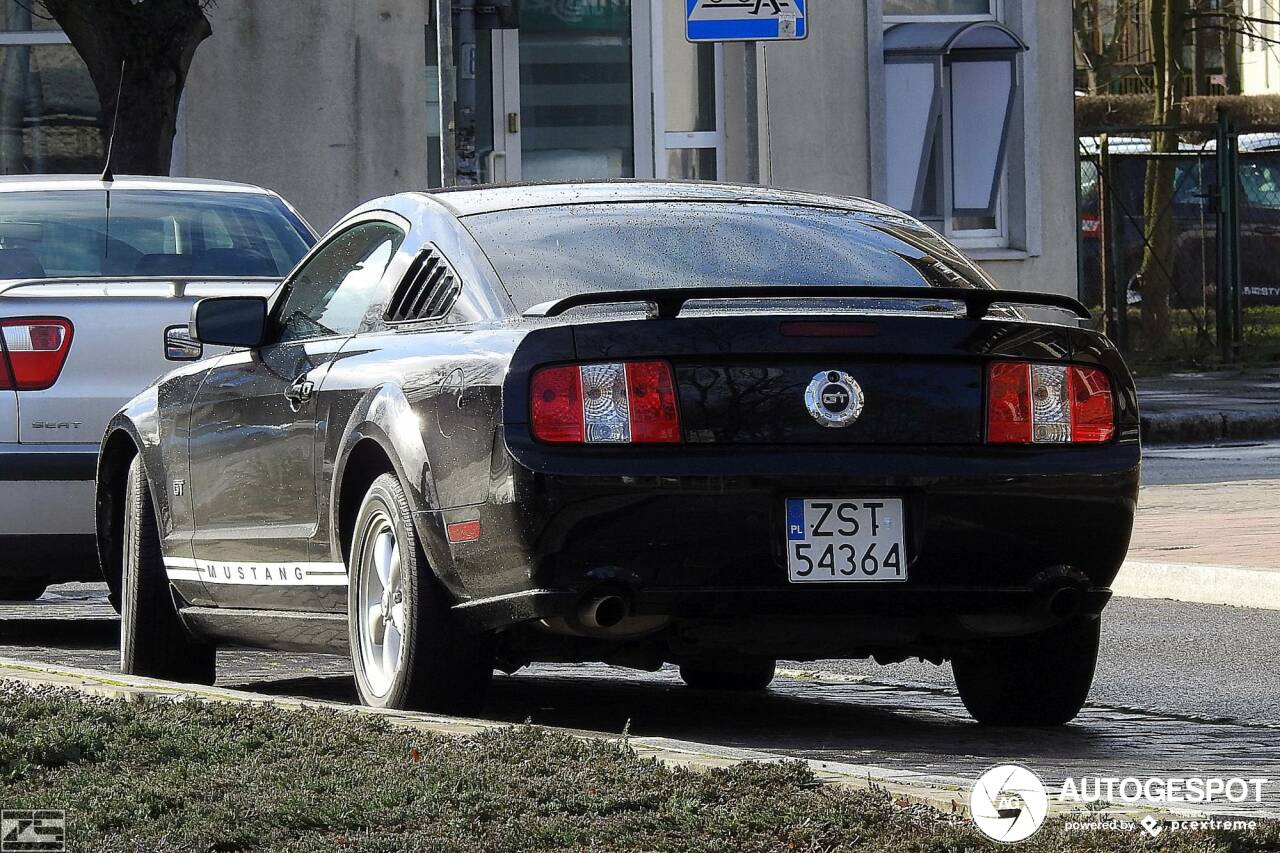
<box><xmin>1</xmin><ymin>810</ymin><xmax>65</xmax><ymax>852</ymax></box>
<box><xmin>970</xmin><ymin>765</ymin><xmax>1049</xmax><ymax>843</ymax></box>
<box><xmin>804</xmin><ymin>370</ymin><xmax>864</xmax><ymax>428</ymax></box>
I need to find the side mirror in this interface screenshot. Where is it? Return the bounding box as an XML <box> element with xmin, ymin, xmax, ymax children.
<box><xmin>190</xmin><ymin>296</ymin><xmax>268</xmax><ymax>348</ymax></box>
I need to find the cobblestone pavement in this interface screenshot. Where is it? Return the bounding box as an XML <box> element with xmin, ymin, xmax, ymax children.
<box><xmin>7</xmin><ymin>584</ymin><xmax>1278</xmax><ymax>817</ymax></box>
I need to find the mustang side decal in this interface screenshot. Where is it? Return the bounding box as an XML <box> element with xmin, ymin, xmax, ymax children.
<box><xmin>163</xmin><ymin>557</ymin><xmax>348</xmax><ymax>586</ymax></box>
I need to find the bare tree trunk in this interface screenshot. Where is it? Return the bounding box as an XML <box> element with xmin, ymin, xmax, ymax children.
<box><xmin>1138</xmin><ymin>0</ymin><xmax>1188</xmax><ymax>346</ymax></box>
<box><xmin>41</xmin><ymin>0</ymin><xmax>211</xmax><ymax>175</ymax></box>
<box><xmin>1222</xmin><ymin>0</ymin><xmax>1243</xmax><ymax>95</ymax></box>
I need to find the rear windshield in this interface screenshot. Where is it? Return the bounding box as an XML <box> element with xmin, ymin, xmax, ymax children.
<box><xmin>461</xmin><ymin>201</ymin><xmax>995</xmax><ymax>311</ymax></box>
<box><xmin>0</xmin><ymin>189</ymin><xmax>314</xmax><ymax>279</ymax></box>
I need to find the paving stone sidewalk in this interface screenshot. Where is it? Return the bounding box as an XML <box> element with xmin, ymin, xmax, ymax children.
<box><xmin>1139</xmin><ymin>368</ymin><xmax>1280</xmax><ymax>444</ymax></box>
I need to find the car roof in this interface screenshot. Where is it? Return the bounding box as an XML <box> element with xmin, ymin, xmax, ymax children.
<box><xmin>0</xmin><ymin>174</ymin><xmax>278</xmax><ymax>195</ymax></box>
<box><xmin>419</xmin><ymin>180</ymin><xmax>902</xmax><ymax>218</ymax></box>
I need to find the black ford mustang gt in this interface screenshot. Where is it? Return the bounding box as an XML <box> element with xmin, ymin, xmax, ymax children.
<box><xmin>96</xmin><ymin>182</ymin><xmax>1140</xmax><ymax>725</ymax></box>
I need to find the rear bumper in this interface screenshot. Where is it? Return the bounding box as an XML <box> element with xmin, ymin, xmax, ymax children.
<box><xmin>457</xmin><ymin>584</ymin><xmax>1111</xmax><ymax>632</ymax></box>
<box><xmin>0</xmin><ymin>444</ymin><xmax>97</xmax><ymax>481</ymax></box>
<box><xmin>0</xmin><ymin>447</ymin><xmax>98</xmax><ymax>573</ymax></box>
<box><xmin>445</xmin><ymin>441</ymin><xmax>1140</xmax><ymax>648</ymax></box>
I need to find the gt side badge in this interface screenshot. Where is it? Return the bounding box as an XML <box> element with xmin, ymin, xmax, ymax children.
<box><xmin>805</xmin><ymin>370</ymin><xmax>864</xmax><ymax>428</ymax></box>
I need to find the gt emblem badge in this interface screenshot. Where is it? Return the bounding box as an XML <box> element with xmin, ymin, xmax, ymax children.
<box><xmin>804</xmin><ymin>370</ymin><xmax>864</xmax><ymax>428</ymax></box>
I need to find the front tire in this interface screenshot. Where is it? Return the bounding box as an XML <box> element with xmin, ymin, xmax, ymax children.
<box><xmin>679</xmin><ymin>657</ymin><xmax>776</xmax><ymax>691</ymax></box>
<box><xmin>348</xmin><ymin>473</ymin><xmax>493</xmax><ymax>713</ymax></box>
<box><xmin>120</xmin><ymin>456</ymin><xmax>216</xmax><ymax>684</ymax></box>
<box><xmin>952</xmin><ymin>618</ymin><xmax>1100</xmax><ymax>726</ymax></box>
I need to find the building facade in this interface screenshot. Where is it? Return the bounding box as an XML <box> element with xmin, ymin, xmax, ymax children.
<box><xmin>1241</xmin><ymin>0</ymin><xmax>1280</xmax><ymax>94</ymax></box>
<box><xmin>0</xmin><ymin>1</ymin><xmax>1079</xmax><ymax>296</ymax></box>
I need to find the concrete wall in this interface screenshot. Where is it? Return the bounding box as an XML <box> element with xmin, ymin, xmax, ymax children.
<box><xmin>178</xmin><ymin>0</ymin><xmax>430</xmax><ymax>233</ymax></box>
<box><xmin>753</xmin><ymin>5</ymin><xmax>870</xmax><ymax>196</ymax></box>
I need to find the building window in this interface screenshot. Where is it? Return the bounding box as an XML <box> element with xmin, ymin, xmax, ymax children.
<box><xmin>882</xmin><ymin>20</ymin><xmax>1026</xmax><ymax>242</ymax></box>
<box><xmin>0</xmin><ymin>2</ymin><xmax>101</xmax><ymax>175</ymax></box>
<box><xmin>884</xmin><ymin>0</ymin><xmax>996</xmax><ymax>21</ymax></box>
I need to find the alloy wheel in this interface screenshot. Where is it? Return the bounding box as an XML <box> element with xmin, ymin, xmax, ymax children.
<box><xmin>357</xmin><ymin>511</ymin><xmax>407</xmax><ymax>697</ymax></box>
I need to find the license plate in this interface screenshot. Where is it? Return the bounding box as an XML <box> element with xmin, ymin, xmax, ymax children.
<box><xmin>785</xmin><ymin>498</ymin><xmax>906</xmax><ymax>583</ymax></box>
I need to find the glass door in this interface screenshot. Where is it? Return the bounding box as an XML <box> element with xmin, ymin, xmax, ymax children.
<box><xmin>448</xmin><ymin>0</ymin><xmax>653</xmax><ymax>185</ymax></box>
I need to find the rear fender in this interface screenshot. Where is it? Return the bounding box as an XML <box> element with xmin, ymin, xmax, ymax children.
<box><xmin>329</xmin><ymin>384</ymin><xmax>465</xmax><ymax>597</ymax></box>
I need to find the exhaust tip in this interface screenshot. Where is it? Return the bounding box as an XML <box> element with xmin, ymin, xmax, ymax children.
<box><xmin>579</xmin><ymin>594</ymin><xmax>629</xmax><ymax>630</ymax></box>
<box><xmin>1049</xmin><ymin>586</ymin><xmax>1085</xmax><ymax>619</ymax></box>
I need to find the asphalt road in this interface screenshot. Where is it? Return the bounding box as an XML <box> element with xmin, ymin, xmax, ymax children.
<box><xmin>1140</xmin><ymin>439</ymin><xmax>1280</xmax><ymax>486</ymax></box>
<box><xmin>800</xmin><ymin>597</ymin><xmax>1280</xmax><ymax>727</ymax></box>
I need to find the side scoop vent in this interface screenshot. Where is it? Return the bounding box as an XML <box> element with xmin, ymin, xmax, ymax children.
<box><xmin>385</xmin><ymin>246</ymin><xmax>461</xmax><ymax>322</ymax></box>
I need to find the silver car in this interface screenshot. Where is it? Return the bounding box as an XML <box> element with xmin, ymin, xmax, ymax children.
<box><xmin>0</xmin><ymin>175</ymin><xmax>315</xmax><ymax>599</ymax></box>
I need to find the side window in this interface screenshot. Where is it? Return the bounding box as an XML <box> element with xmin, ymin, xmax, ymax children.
<box><xmin>273</xmin><ymin>221</ymin><xmax>405</xmax><ymax>343</ymax></box>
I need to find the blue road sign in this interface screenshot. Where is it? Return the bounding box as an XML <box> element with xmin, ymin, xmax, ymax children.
<box><xmin>686</xmin><ymin>0</ymin><xmax>808</xmax><ymax>43</ymax></box>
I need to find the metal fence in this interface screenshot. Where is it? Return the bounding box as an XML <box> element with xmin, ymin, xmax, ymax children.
<box><xmin>1077</xmin><ymin>113</ymin><xmax>1280</xmax><ymax>367</ymax></box>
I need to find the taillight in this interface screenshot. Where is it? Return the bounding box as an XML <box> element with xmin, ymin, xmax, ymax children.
<box><xmin>986</xmin><ymin>361</ymin><xmax>1114</xmax><ymax>445</ymax></box>
<box><xmin>530</xmin><ymin>365</ymin><xmax>584</xmax><ymax>444</ymax></box>
<box><xmin>531</xmin><ymin>360</ymin><xmax>681</xmax><ymax>444</ymax></box>
<box><xmin>0</xmin><ymin>317</ymin><xmax>73</xmax><ymax>391</ymax></box>
<box><xmin>1069</xmin><ymin>366</ymin><xmax>1116</xmax><ymax>443</ymax></box>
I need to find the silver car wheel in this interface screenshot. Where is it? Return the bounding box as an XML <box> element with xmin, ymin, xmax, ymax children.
<box><xmin>356</xmin><ymin>511</ymin><xmax>406</xmax><ymax>697</ymax></box>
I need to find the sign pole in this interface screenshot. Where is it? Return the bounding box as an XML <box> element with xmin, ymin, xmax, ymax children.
<box><xmin>745</xmin><ymin>42</ymin><xmax>759</xmax><ymax>184</ymax></box>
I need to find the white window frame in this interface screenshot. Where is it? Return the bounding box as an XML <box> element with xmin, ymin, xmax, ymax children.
<box><xmin>869</xmin><ymin>0</ymin><xmax>1039</xmax><ymax>256</ymax></box>
<box><xmin>650</xmin><ymin>0</ymin><xmax>726</xmax><ymax>180</ymax></box>
<box><xmin>883</xmin><ymin>0</ymin><xmax>1000</xmax><ymax>25</ymax></box>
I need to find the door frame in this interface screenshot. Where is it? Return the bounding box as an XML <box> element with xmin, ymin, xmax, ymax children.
<box><xmin>488</xmin><ymin>29</ymin><xmax>521</xmax><ymax>183</ymax></box>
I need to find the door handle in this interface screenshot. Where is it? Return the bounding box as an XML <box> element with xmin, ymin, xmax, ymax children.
<box><xmin>285</xmin><ymin>377</ymin><xmax>315</xmax><ymax>411</ymax></box>
<box><xmin>484</xmin><ymin>149</ymin><xmax>506</xmax><ymax>183</ymax></box>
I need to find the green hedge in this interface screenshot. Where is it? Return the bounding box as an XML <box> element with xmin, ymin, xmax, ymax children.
<box><xmin>1077</xmin><ymin>94</ymin><xmax>1280</xmax><ymax>133</ymax></box>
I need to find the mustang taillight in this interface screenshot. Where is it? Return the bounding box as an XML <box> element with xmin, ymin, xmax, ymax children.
<box><xmin>0</xmin><ymin>317</ymin><xmax>73</xmax><ymax>391</ymax></box>
<box><xmin>531</xmin><ymin>360</ymin><xmax>681</xmax><ymax>444</ymax></box>
<box><xmin>986</xmin><ymin>361</ymin><xmax>1115</xmax><ymax>445</ymax></box>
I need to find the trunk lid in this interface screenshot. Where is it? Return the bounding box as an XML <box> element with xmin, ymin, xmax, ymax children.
<box><xmin>0</xmin><ymin>277</ymin><xmax>278</xmax><ymax>444</ymax></box>
<box><xmin>676</xmin><ymin>359</ymin><xmax>981</xmax><ymax>445</ymax></box>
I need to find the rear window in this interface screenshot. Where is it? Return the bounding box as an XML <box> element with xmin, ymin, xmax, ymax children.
<box><xmin>461</xmin><ymin>201</ymin><xmax>995</xmax><ymax>312</ymax></box>
<box><xmin>0</xmin><ymin>189</ymin><xmax>314</xmax><ymax>279</ymax></box>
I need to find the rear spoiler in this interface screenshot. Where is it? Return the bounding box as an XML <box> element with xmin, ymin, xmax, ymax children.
<box><xmin>523</xmin><ymin>285</ymin><xmax>1092</xmax><ymax>322</ymax></box>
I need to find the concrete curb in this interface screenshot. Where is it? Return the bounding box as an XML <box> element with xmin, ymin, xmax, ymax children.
<box><xmin>1114</xmin><ymin>560</ymin><xmax>1280</xmax><ymax>610</ymax></box>
<box><xmin>0</xmin><ymin>657</ymin><xmax>1208</xmax><ymax>821</ymax></box>
<box><xmin>1141</xmin><ymin>411</ymin><xmax>1280</xmax><ymax>445</ymax></box>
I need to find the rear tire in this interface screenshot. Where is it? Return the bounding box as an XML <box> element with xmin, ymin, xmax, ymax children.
<box><xmin>0</xmin><ymin>581</ymin><xmax>46</xmax><ymax>601</ymax></box>
<box><xmin>348</xmin><ymin>473</ymin><xmax>493</xmax><ymax>714</ymax></box>
<box><xmin>120</xmin><ymin>456</ymin><xmax>216</xmax><ymax>684</ymax></box>
<box><xmin>679</xmin><ymin>657</ymin><xmax>776</xmax><ymax>691</ymax></box>
<box><xmin>952</xmin><ymin>618</ymin><xmax>1100</xmax><ymax>726</ymax></box>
